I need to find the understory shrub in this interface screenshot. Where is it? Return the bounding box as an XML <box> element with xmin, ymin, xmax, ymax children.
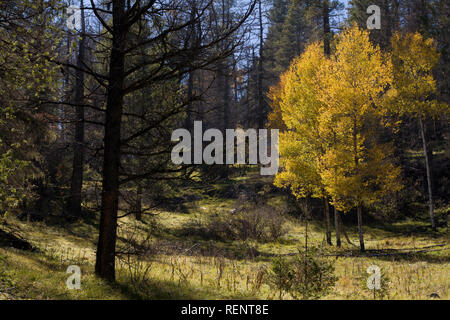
<box><xmin>267</xmin><ymin>246</ymin><xmax>337</xmax><ymax>299</ymax></box>
<box><xmin>186</xmin><ymin>205</ymin><xmax>288</xmax><ymax>242</ymax></box>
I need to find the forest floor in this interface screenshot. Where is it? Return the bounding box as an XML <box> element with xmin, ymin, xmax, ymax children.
<box><xmin>0</xmin><ymin>171</ymin><xmax>448</xmax><ymax>300</ymax></box>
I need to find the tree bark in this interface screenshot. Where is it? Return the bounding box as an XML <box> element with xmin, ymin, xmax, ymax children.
<box><xmin>257</xmin><ymin>0</ymin><xmax>264</xmax><ymax>129</ymax></box>
<box><xmin>216</xmin><ymin>59</ymin><xmax>230</xmax><ymax>179</ymax></box>
<box><xmin>323</xmin><ymin>0</ymin><xmax>331</xmax><ymax>57</ymax></box>
<box><xmin>353</xmin><ymin>118</ymin><xmax>365</xmax><ymax>252</ymax></box>
<box><xmin>392</xmin><ymin>0</ymin><xmax>400</xmax><ymax>30</ymax></box>
<box><xmin>95</xmin><ymin>0</ymin><xmax>126</xmax><ymax>281</ymax></box>
<box><xmin>185</xmin><ymin>71</ymin><xmax>194</xmax><ymax>130</ymax></box>
<box><xmin>357</xmin><ymin>205</ymin><xmax>365</xmax><ymax>252</ymax></box>
<box><xmin>383</xmin><ymin>0</ymin><xmax>392</xmax><ymax>48</ymax></box>
<box><xmin>134</xmin><ymin>157</ymin><xmax>144</xmax><ymax>221</ymax></box>
<box><xmin>135</xmin><ymin>183</ymin><xmax>142</xmax><ymax>221</ymax></box>
<box><xmin>334</xmin><ymin>206</ymin><xmax>341</xmax><ymax>247</ymax></box>
<box><xmin>332</xmin><ymin>129</ymin><xmax>340</xmax><ymax>247</ymax></box>
<box><xmin>419</xmin><ymin>116</ymin><xmax>436</xmax><ymax>231</ymax></box>
<box><xmin>324</xmin><ymin>197</ymin><xmax>332</xmax><ymax>245</ymax></box>
<box><xmin>184</xmin><ymin>7</ymin><xmax>196</xmax><ymax>130</ymax></box>
<box><xmin>68</xmin><ymin>0</ymin><xmax>86</xmax><ymax>217</ymax></box>
<box><xmin>419</xmin><ymin>0</ymin><xmax>429</xmax><ymax>31</ymax></box>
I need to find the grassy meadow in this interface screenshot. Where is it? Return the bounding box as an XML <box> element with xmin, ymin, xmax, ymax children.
<box><xmin>1</xmin><ymin>173</ymin><xmax>448</xmax><ymax>300</ymax></box>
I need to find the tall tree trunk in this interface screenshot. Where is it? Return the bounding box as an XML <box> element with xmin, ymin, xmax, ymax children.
<box><xmin>353</xmin><ymin>118</ymin><xmax>365</xmax><ymax>252</ymax></box>
<box><xmin>323</xmin><ymin>0</ymin><xmax>331</xmax><ymax>57</ymax></box>
<box><xmin>223</xmin><ymin>65</ymin><xmax>229</xmax><ymax>178</ymax></box>
<box><xmin>357</xmin><ymin>205</ymin><xmax>365</xmax><ymax>252</ymax></box>
<box><xmin>392</xmin><ymin>0</ymin><xmax>400</xmax><ymax>30</ymax></box>
<box><xmin>384</xmin><ymin>0</ymin><xmax>392</xmax><ymax>48</ymax></box>
<box><xmin>68</xmin><ymin>0</ymin><xmax>86</xmax><ymax>217</ymax></box>
<box><xmin>216</xmin><ymin>59</ymin><xmax>229</xmax><ymax>179</ymax></box>
<box><xmin>185</xmin><ymin>71</ymin><xmax>194</xmax><ymax>130</ymax></box>
<box><xmin>135</xmin><ymin>183</ymin><xmax>142</xmax><ymax>221</ymax></box>
<box><xmin>222</xmin><ymin>65</ymin><xmax>229</xmax><ymax>133</ymax></box>
<box><xmin>332</xmin><ymin>129</ymin><xmax>341</xmax><ymax>247</ymax></box>
<box><xmin>323</xmin><ymin>197</ymin><xmax>332</xmax><ymax>245</ymax></box>
<box><xmin>247</xmin><ymin>47</ymin><xmax>256</xmax><ymax>128</ymax></box>
<box><xmin>95</xmin><ymin>0</ymin><xmax>126</xmax><ymax>281</ymax></box>
<box><xmin>419</xmin><ymin>0</ymin><xmax>429</xmax><ymax>32</ymax></box>
<box><xmin>257</xmin><ymin>0</ymin><xmax>264</xmax><ymax>129</ymax></box>
<box><xmin>185</xmin><ymin>6</ymin><xmax>196</xmax><ymax>130</ymax></box>
<box><xmin>419</xmin><ymin>116</ymin><xmax>436</xmax><ymax>231</ymax></box>
<box><xmin>334</xmin><ymin>206</ymin><xmax>341</xmax><ymax>247</ymax></box>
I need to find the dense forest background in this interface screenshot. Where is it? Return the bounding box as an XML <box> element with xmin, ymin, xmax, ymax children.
<box><xmin>0</xmin><ymin>0</ymin><xmax>448</xmax><ymax>300</ymax></box>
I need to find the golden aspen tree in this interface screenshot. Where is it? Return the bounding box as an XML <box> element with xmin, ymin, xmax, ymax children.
<box><xmin>389</xmin><ymin>32</ymin><xmax>448</xmax><ymax>231</ymax></box>
<box><xmin>317</xmin><ymin>25</ymin><xmax>402</xmax><ymax>252</ymax></box>
<box><xmin>271</xmin><ymin>43</ymin><xmax>333</xmax><ymax>245</ymax></box>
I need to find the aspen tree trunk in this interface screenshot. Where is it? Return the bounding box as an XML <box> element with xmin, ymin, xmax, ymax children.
<box><xmin>323</xmin><ymin>197</ymin><xmax>332</xmax><ymax>245</ymax></box>
<box><xmin>357</xmin><ymin>205</ymin><xmax>365</xmax><ymax>252</ymax></box>
<box><xmin>334</xmin><ymin>206</ymin><xmax>341</xmax><ymax>247</ymax></box>
<box><xmin>419</xmin><ymin>117</ymin><xmax>436</xmax><ymax>231</ymax></box>
<box><xmin>353</xmin><ymin>119</ymin><xmax>365</xmax><ymax>252</ymax></box>
<box><xmin>303</xmin><ymin>200</ymin><xmax>309</xmax><ymax>294</ymax></box>
<box><xmin>332</xmin><ymin>130</ymin><xmax>341</xmax><ymax>247</ymax></box>
<box><xmin>95</xmin><ymin>0</ymin><xmax>126</xmax><ymax>281</ymax></box>
<box><xmin>68</xmin><ymin>0</ymin><xmax>86</xmax><ymax>217</ymax></box>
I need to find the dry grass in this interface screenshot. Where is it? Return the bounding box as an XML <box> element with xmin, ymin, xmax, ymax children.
<box><xmin>0</xmin><ymin>181</ymin><xmax>448</xmax><ymax>300</ymax></box>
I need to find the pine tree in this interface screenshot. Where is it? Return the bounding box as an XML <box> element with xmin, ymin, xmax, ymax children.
<box><xmin>68</xmin><ymin>0</ymin><xmax>87</xmax><ymax>218</ymax></box>
<box><xmin>347</xmin><ymin>0</ymin><xmax>394</xmax><ymax>48</ymax></box>
<box><xmin>264</xmin><ymin>0</ymin><xmax>312</xmax><ymax>87</ymax></box>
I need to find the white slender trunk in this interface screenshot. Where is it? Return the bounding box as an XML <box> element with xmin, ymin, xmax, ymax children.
<box><xmin>419</xmin><ymin>117</ymin><xmax>436</xmax><ymax>231</ymax></box>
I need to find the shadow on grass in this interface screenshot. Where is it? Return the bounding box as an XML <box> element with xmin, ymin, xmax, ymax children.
<box><xmin>115</xmin><ymin>277</ymin><xmax>256</xmax><ymax>300</ymax></box>
<box><xmin>0</xmin><ymin>228</ymin><xmax>34</xmax><ymax>251</ymax></box>
<box><xmin>321</xmin><ymin>245</ymin><xmax>449</xmax><ymax>264</ymax></box>
<box><xmin>369</xmin><ymin>221</ymin><xmax>446</xmax><ymax>238</ymax></box>
<box><xmin>372</xmin><ymin>250</ymin><xmax>449</xmax><ymax>264</ymax></box>
<box><xmin>2</xmin><ymin>246</ymin><xmax>234</xmax><ymax>300</ymax></box>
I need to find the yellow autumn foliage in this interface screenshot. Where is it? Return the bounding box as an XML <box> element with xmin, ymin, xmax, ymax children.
<box><xmin>270</xmin><ymin>24</ymin><xmax>403</xmax><ymax>212</ymax></box>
